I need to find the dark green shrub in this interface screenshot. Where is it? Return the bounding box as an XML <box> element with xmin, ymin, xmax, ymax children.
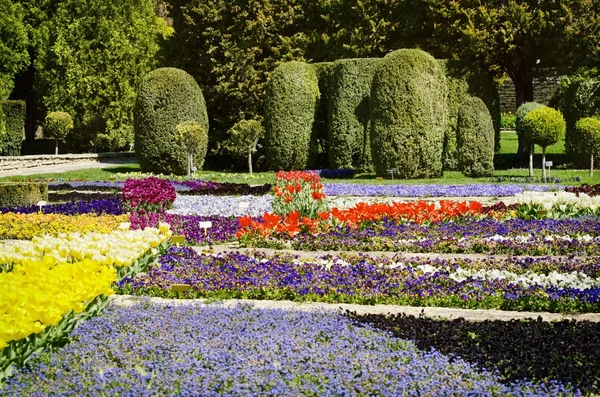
<box><xmin>574</xmin><ymin>117</ymin><xmax>600</xmax><ymax>176</ymax></box>
<box><xmin>134</xmin><ymin>68</ymin><xmax>209</xmax><ymax>175</ymax></box>
<box><xmin>439</xmin><ymin>60</ymin><xmax>501</xmax><ymax>170</ymax></box>
<box><xmin>515</xmin><ymin>102</ymin><xmax>544</xmax><ymax>139</ymax></box>
<box><xmin>370</xmin><ymin>49</ymin><xmax>447</xmax><ymax>179</ymax></box>
<box><xmin>264</xmin><ymin>61</ymin><xmax>319</xmax><ymax>170</ymax></box>
<box><xmin>0</xmin><ymin>100</ymin><xmax>25</xmax><ymax>156</ymax></box>
<box><xmin>550</xmin><ymin>77</ymin><xmax>600</xmax><ymax>165</ymax></box>
<box><xmin>457</xmin><ymin>97</ymin><xmax>495</xmax><ymax>177</ymax></box>
<box><xmin>0</xmin><ymin>106</ymin><xmax>6</xmax><ymax>154</ymax></box>
<box><xmin>176</xmin><ymin>121</ymin><xmax>208</xmax><ymax>175</ymax></box>
<box><xmin>310</xmin><ymin>62</ymin><xmax>335</xmax><ymax>169</ymax></box>
<box><xmin>328</xmin><ymin>58</ymin><xmax>380</xmax><ymax>171</ymax></box>
<box><xmin>44</xmin><ymin>112</ymin><xmax>74</xmax><ymax>155</ymax></box>
<box><xmin>0</xmin><ymin>183</ymin><xmax>48</xmax><ymax>207</ymax></box>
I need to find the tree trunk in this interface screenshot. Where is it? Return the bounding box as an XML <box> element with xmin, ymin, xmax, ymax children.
<box><xmin>529</xmin><ymin>143</ymin><xmax>534</xmax><ymax>177</ymax></box>
<box><xmin>542</xmin><ymin>147</ymin><xmax>547</xmax><ymax>180</ymax></box>
<box><xmin>248</xmin><ymin>151</ymin><xmax>253</xmax><ymax>176</ymax></box>
<box><xmin>514</xmin><ymin>77</ymin><xmax>535</xmax><ymax>166</ymax></box>
<box><xmin>187</xmin><ymin>152</ymin><xmax>191</xmax><ymax>176</ymax></box>
<box><xmin>55</xmin><ymin>139</ymin><xmax>59</xmax><ymax>155</ymax></box>
<box><xmin>591</xmin><ymin>153</ymin><xmax>594</xmax><ymax>178</ymax></box>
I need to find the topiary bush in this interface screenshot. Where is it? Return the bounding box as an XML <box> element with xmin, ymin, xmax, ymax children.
<box><xmin>370</xmin><ymin>49</ymin><xmax>448</xmax><ymax>179</ymax></box>
<box><xmin>134</xmin><ymin>68</ymin><xmax>209</xmax><ymax>175</ymax></box>
<box><xmin>456</xmin><ymin>97</ymin><xmax>495</xmax><ymax>177</ymax></box>
<box><xmin>0</xmin><ymin>100</ymin><xmax>25</xmax><ymax>156</ymax></box>
<box><xmin>0</xmin><ymin>182</ymin><xmax>48</xmax><ymax>208</ymax></box>
<box><xmin>439</xmin><ymin>60</ymin><xmax>500</xmax><ymax>171</ymax></box>
<box><xmin>328</xmin><ymin>58</ymin><xmax>380</xmax><ymax>171</ymax></box>
<box><xmin>44</xmin><ymin>112</ymin><xmax>74</xmax><ymax>155</ymax></box>
<box><xmin>522</xmin><ymin>106</ymin><xmax>566</xmax><ymax>179</ymax></box>
<box><xmin>574</xmin><ymin>117</ymin><xmax>600</xmax><ymax>176</ymax></box>
<box><xmin>264</xmin><ymin>61</ymin><xmax>320</xmax><ymax>171</ymax></box>
<box><xmin>176</xmin><ymin>121</ymin><xmax>208</xmax><ymax>176</ymax></box>
<box><xmin>550</xmin><ymin>76</ymin><xmax>600</xmax><ymax>166</ymax></box>
<box><xmin>515</xmin><ymin>102</ymin><xmax>545</xmax><ymax>139</ymax></box>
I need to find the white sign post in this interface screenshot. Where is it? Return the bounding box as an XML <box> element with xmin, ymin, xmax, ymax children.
<box><xmin>37</xmin><ymin>201</ymin><xmax>47</xmax><ymax>213</ymax></box>
<box><xmin>545</xmin><ymin>161</ymin><xmax>553</xmax><ymax>179</ymax></box>
<box><xmin>198</xmin><ymin>221</ymin><xmax>212</xmax><ymax>238</ymax></box>
<box><xmin>387</xmin><ymin>168</ymin><xmax>397</xmax><ymax>180</ymax></box>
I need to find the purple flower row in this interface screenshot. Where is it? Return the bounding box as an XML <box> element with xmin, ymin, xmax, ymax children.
<box><xmin>323</xmin><ymin>183</ymin><xmax>559</xmax><ymax>197</ymax></box>
<box><xmin>119</xmin><ymin>248</ymin><xmax>600</xmax><ymax>312</ymax></box>
<box><xmin>3</xmin><ymin>301</ymin><xmax>577</xmax><ymax>396</ymax></box>
<box><xmin>0</xmin><ymin>198</ymin><xmax>124</xmax><ymax>216</ymax></box>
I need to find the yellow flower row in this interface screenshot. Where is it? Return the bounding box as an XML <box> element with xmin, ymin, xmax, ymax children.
<box><xmin>0</xmin><ymin>213</ymin><xmax>129</xmax><ymax>240</ymax></box>
<box><xmin>0</xmin><ymin>223</ymin><xmax>172</xmax><ymax>268</ymax></box>
<box><xmin>0</xmin><ymin>258</ymin><xmax>116</xmax><ymax>349</ymax></box>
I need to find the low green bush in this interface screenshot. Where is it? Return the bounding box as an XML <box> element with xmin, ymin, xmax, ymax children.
<box><xmin>0</xmin><ymin>100</ymin><xmax>25</xmax><ymax>156</ymax></box>
<box><xmin>573</xmin><ymin>117</ymin><xmax>600</xmax><ymax>176</ymax></box>
<box><xmin>0</xmin><ymin>183</ymin><xmax>48</xmax><ymax>208</ymax></box>
<box><xmin>44</xmin><ymin>112</ymin><xmax>74</xmax><ymax>155</ymax></box>
<box><xmin>457</xmin><ymin>97</ymin><xmax>495</xmax><ymax>177</ymax></box>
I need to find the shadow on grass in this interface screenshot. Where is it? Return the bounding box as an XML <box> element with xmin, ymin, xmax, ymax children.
<box><xmin>100</xmin><ymin>164</ymin><xmax>140</xmax><ymax>174</ymax></box>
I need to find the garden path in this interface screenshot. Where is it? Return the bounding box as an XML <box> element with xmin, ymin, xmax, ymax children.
<box><xmin>0</xmin><ymin>157</ymin><xmax>134</xmax><ymax>178</ymax></box>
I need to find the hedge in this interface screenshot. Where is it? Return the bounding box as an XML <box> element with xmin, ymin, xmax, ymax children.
<box><xmin>439</xmin><ymin>60</ymin><xmax>500</xmax><ymax>171</ymax></box>
<box><xmin>550</xmin><ymin>77</ymin><xmax>600</xmax><ymax>166</ymax></box>
<box><xmin>134</xmin><ymin>68</ymin><xmax>209</xmax><ymax>175</ymax></box>
<box><xmin>328</xmin><ymin>58</ymin><xmax>380</xmax><ymax>171</ymax></box>
<box><xmin>264</xmin><ymin>61</ymin><xmax>320</xmax><ymax>170</ymax></box>
<box><xmin>0</xmin><ymin>182</ymin><xmax>48</xmax><ymax>208</ymax></box>
<box><xmin>310</xmin><ymin>62</ymin><xmax>335</xmax><ymax>169</ymax></box>
<box><xmin>370</xmin><ymin>49</ymin><xmax>447</xmax><ymax>179</ymax></box>
<box><xmin>0</xmin><ymin>100</ymin><xmax>25</xmax><ymax>156</ymax></box>
<box><xmin>457</xmin><ymin>97</ymin><xmax>495</xmax><ymax>177</ymax></box>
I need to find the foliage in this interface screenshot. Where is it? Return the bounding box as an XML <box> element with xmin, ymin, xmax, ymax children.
<box><xmin>44</xmin><ymin>111</ymin><xmax>73</xmax><ymax>142</ymax></box>
<box><xmin>457</xmin><ymin>97</ymin><xmax>495</xmax><ymax>177</ymax></box>
<box><xmin>522</xmin><ymin>107</ymin><xmax>566</xmax><ymax>149</ymax></box>
<box><xmin>551</xmin><ymin>76</ymin><xmax>600</xmax><ymax>165</ymax></box>
<box><xmin>328</xmin><ymin>58</ymin><xmax>380</xmax><ymax>170</ymax></box>
<box><xmin>35</xmin><ymin>0</ymin><xmax>171</xmax><ymax>152</ymax></box>
<box><xmin>0</xmin><ymin>182</ymin><xmax>47</xmax><ymax>208</ymax></box>
<box><xmin>0</xmin><ymin>0</ymin><xmax>29</xmax><ymax>100</ymax></box>
<box><xmin>176</xmin><ymin>121</ymin><xmax>208</xmax><ymax>172</ymax></box>
<box><xmin>574</xmin><ymin>117</ymin><xmax>600</xmax><ymax>156</ymax></box>
<box><xmin>310</xmin><ymin>62</ymin><xmax>335</xmax><ymax>169</ymax></box>
<box><xmin>439</xmin><ymin>60</ymin><xmax>501</xmax><ymax>171</ymax></box>
<box><xmin>223</xmin><ymin>119</ymin><xmax>264</xmax><ymax>174</ymax></box>
<box><xmin>264</xmin><ymin>61</ymin><xmax>319</xmax><ymax>171</ymax></box>
<box><xmin>134</xmin><ymin>67</ymin><xmax>209</xmax><ymax>175</ymax></box>
<box><xmin>0</xmin><ymin>100</ymin><xmax>25</xmax><ymax>156</ymax></box>
<box><xmin>500</xmin><ymin>112</ymin><xmax>516</xmax><ymax>129</ymax></box>
<box><xmin>515</xmin><ymin>102</ymin><xmax>545</xmax><ymax>138</ymax></box>
<box><xmin>370</xmin><ymin>49</ymin><xmax>447</xmax><ymax>178</ymax></box>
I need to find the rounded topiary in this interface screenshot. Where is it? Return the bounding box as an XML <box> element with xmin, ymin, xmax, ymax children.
<box><xmin>176</xmin><ymin>120</ymin><xmax>208</xmax><ymax>175</ymax></box>
<box><xmin>515</xmin><ymin>102</ymin><xmax>544</xmax><ymax>138</ymax></box>
<box><xmin>134</xmin><ymin>67</ymin><xmax>209</xmax><ymax>175</ymax></box>
<box><xmin>370</xmin><ymin>49</ymin><xmax>448</xmax><ymax>178</ymax></box>
<box><xmin>328</xmin><ymin>58</ymin><xmax>380</xmax><ymax>171</ymax></box>
<box><xmin>264</xmin><ymin>61</ymin><xmax>319</xmax><ymax>171</ymax></box>
<box><xmin>522</xmin><ymin>106</ymin><xmax>566</xmax><ymax>179</ymax></box>
<box><xmin>457</xmin><ymin>97</ymin><xmax>495</xmax><ymax>177</ymax></box>
<box><xmin>44</xmin><ymin>111</ymin><xmax>73</xmax><ymax>155</ymax></box>
<box><xmin>574</xmin><ymin>117</ymin><xmax>600</xmax><ymax>176</ymax></box>
<box><xmin>0</xmin><ymin>182</ymin><xmax>48</xmax><ymax>208</ymax></box>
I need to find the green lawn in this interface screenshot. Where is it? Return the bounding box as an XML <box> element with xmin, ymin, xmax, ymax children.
<box><xmin>1</xmin><ymin>132</ymin><xmax>596</xmax><ymax>185</ymax></box>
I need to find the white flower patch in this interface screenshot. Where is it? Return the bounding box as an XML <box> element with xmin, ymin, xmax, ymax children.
<box><xmin>512</xmin><ymin>191</ymin><xmax>600</xmax><ymax>211</ymax></box>
<box><xmin>167</xmin><ymin>195</ymin><xmax>273</xmax><ymax>217</ymax></box>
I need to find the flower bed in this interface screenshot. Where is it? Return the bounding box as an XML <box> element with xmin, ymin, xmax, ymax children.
<box><xmin>118</xmin><ymin>248</ymin><xmax>600</xmax><ymax>313</ymax></box>
<box><xmin>348</xmin><ymin>311</ymin><xmax>600</xmax><ymax>395</ymax></box>
<box><xmin>323</xmin><ymin>183</ymin><xmax>558</xmax><ymax>197</ymax></box>
<box><xmin>2</xmin><ymin>301</ymin><xmax>576</xmax><ymax>396</ymax></box>
<box><xmin>167</xmin><ymin>195</ymin><xmax>273</xmax><ymax>217</ymax></box>
<box><xmin>1</xmin><ymin>198</ymin><xmax>124</xmax><ymax>216</ymax></box>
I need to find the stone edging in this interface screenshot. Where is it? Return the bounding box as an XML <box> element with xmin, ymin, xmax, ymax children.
<box><xmin>110</xmin><ymin>295</ymin><xmax>600</xmax><ymax>323</ymax></box>
<box><xmin>0</xmin><ymin>152</ymin><xmax>135</xmax><ymax>172</ymax></box>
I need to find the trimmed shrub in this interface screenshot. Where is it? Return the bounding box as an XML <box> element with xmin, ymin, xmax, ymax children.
<box><xmin>439</xmin><ymin>60</ymin><xmax>501</xmax><ymax>170</ymax></box>
<box><xmin>0</xmin><ymin>100</ymin><xmax>25</xmax><ymax>156</ymax></box>
<box><xmin>574</xmin><ymin>117</ymin><xmax>600</xmax><ymax>176</ymax></box>
<box><xmin>328</xmin><ymin>58</ymin><xmax>380</xmax><ymax>171</ymax></box>
<box><xmin>550</xmin><ymin>77</ymin><xmax>600</xmax><ymax>165</ymax></box>
<box><xmin>224</xmin><ymin>119</ymin><xmax>264</xmax><ymax>175</ymax></box>
<box><xmin>134</xmin><ymin>68</ymin><xmax>209</xmax><ymax>175</ymax></box>
<box><xmin>0</xmin><ymin>183</ymin><xmax>48</xmax><ymax>208</ymax></box>
<box><xmin>44</xmin><ymin>112</ymin><xmax>74</xmax><ymax>155</ymax></box>
<box><xmin>522</xmin><ymin>107</ymin><xmax>566</xmax><ymax>149</ymax></box>
<box><xmin>265</xmin><ymin>61</ymin><xmax>320</xmax><ymax>171</ymax></box>
<box><xmin>457</xmin><ymin>97</ymin><xmax>495</xmax><ymax>177</ymax></box>
<box><xmin>515</xmin><ymin>102</ymin><xmax>544</xmax><ymax>139</ymax></box>
<box><xmin>370</xmin><ymin>49</ymin><xmax>448</xmax><ymax>179</ymax></box>
<box><xmin>309</xmin><ymin>62</ymin><xmax>335</xmax><ymax>169</ymax></box>
<box><xmin>176</xmin><ymin>121</ymin><xmax>208</xmax><ymax>175</ymax></box>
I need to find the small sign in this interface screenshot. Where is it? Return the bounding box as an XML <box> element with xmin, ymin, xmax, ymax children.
<box><xmin>387</xmin><ymin>168</ymin><xmax>397</xmax><ymax>180</ymax></box>
<box><xmin>376</xmin><ymin>177</ymin><xmax>384</xmax><ymax>181</ymax></box>
<box><xmin>129</xmin><ymin>143</ymin><xmax>134</xmax><ymax>152</ymax></box>
<box><xmin>171</xmin><ymin>284</ymin><xmax>191</xmax><ymax>293</ymax></box>
<box><xmin>37</xmin><ymin>201</ymin><xmax>47</xmax><ymax>207</ymax></box>
<box><xmin>171</xmin><ymin>235</ymin><xmax>185</xmax><ymax>245</ymax></box>
<box><xmin>199</xmin><ymin>221</ymin><xmax>212</xmax><ymax>229</ymax></box>
<box><xmin>545</xmin><ymin>161</ymin><xmax>553</xmax><ymax>167</ymax></box>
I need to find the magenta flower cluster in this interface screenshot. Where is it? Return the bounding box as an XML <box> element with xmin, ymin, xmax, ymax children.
<box><xmin>121</xmin><ymin>177</ymin><xmax>176</xmax><ymax>214</ymax></box>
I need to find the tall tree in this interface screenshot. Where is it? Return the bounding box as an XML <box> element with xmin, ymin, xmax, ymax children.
<box><xmin>0</xmin><ymin>0</ymin><xmax>29</xmax><ymax>100</ymax></box>
<box><xmin>427</xmin><ymin>0</ymin><xmax>598</xmax><ymax>163</ymax></box>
